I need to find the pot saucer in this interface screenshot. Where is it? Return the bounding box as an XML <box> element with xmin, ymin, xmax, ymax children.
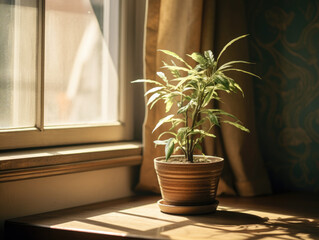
<box><xmin>157</xmin><ymin>199</ymin><xmax>219</xmax><ymax>215</ymax></box>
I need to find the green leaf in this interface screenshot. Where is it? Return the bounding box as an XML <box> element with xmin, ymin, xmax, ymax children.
<box><xmin>194</xmin><ymin>119</ymin><xmax>206</xmax><ymax>128</ymax></box>
<box><xmin>170</xmin><ymin>60</ymin><xmax>182</xmax><ymax>78</ymax></box>
<box><xmin>131</xmin><ymin>79</ymin><xmax>163</xmax><ymax>86</ymax></box>
<box><xmin>216</xmin><ymin>34</ymin><xmax>249</xmax><ymax>63</ymax></box>
<box><xmin>202</xmin><ymin>89</ymin><xmax>215</xmax><ymax>107</ymax></box>
<box><xmin>147</xmin><ymin>92</ymin><xmax>161</xmax><ymax>106</ymax></box>
<box><xmin>163</xmin><ymin>92</ymin><xmax>182</xmax><ymax>111</ymax></box>
<box><xmin>169</xmin><ymin>118</ymin><xmax>185</xmax><ymax>130</ymax></box>
<box><xmin>177</xmin><ymin>101</ymin><xmax>192</xmax><ymax>114</ymax></box>
<box><xmin>204</xmin><ymin>50</ymin><xmax>214</xmax><ymax>62</ymax></box>
<box><xmin>188</xmin><ymin>52</ymin><xmax>206</xmax><ymax>65</ymax></box>
<box><xmin>190</xmin><ymin>129</ymin><xmax>216</xmax><ymax>138</ymax></box>
<box><xmin>214</xmin><ymin>74</ymin><xmax>231</xmax><ymax>92</ymax></box>
<box><xmin>144</xmin><ymin>87</ymin><xmax>164</xmax><ymax>96</ymax></box>
<box><xmin>221</xmin><ymin>68</ymin><xmax>261</xmax><ymax>79</ymax></box>
<box><xmin>165</xmin><ymin>138</ymin><xmax>175</xmax><ymax>160</ymax></box>
<box><xmin>204</xmin><ymin>109</ymin><xmax>239</xmax><ymax>121</ymax></box>
<box><xmin>202</xmin><ymin>131</ymin><xmax>216</xmax><ymax>138</ymax></box>
<box><xmin>162</xmin><ymin>60</ymin><xmax>183</xmax><ymax>78</ymax></box>
<box><xmin>194</xmin><ymin>142</ymin><xmax>202</xmax><ymax>151</ymax></box>
<box><xmin>165</xmin><ymin>98</ymin><xmax>174</xmax><ymax>112</ymax></box>
<box><xmin>175</xmin><ymin>75</ymin><xmax>200</xmax><ymax>89</ymax></box>
<box><xmin>161</xmin><ymin>65</ymin><xmax>190</xmax><ymax>72</ymax></box>
<box><xmin>157</xmin><ymin>72</ymin><xmax>168</xmax><ymax>83</ymax></box>
<box><xmin>154</xmin><ymin>139</ymin><xmax>169</xmax><ymax>146</ymax></box>
<box><xmin>183</xmin><ymin>87</ymin><xmax>196</xmax><ymax>92</ymax></box>
<box><xmin>171</xmin><ymin>75</ymin><xmax>193</xmax><ymax>86</ymax></box>
<box><xmin>208</xmin><ymin>112</ymin><xmax>219</xmax><ymax>126</ymax></box>
<box><xmin>158</xmin><ymin>131</ymin><xmax>177</xmax><ymax>140</ymax></box>
<box><xmin>159</xmin><ymin>49</ymin><xmax>192</xmax><ymax>69</ymax></box>
<box><xmin>223</xmin><ymin>120</ymin><xmax>250</xmax><ymax>132</ymax></box>
<box><xmin>218</xmin><ymin>60</ymin><xmax>254</xmax><ymax>71</ymax></box>
<box><xmin>175</xmin><ymin>146</ymin><xmax>187</xmax><ymax>155</ymax></box>
<box><xmin>234</xmin><ymin>82</ymin><xmax>244</xmax><ymax>97</ymax></box>
<box><xmin>177</xmin><ymin>127</ymin><xmax>189</xmax><ymax>140</ymax></box>
<box><xmin>153</xmin><ymin>114</ymin><xmax>174</xmax><ymax>133</ymax></box>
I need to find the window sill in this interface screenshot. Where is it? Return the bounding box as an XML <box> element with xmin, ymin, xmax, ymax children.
<box><xmin>0</xmin><ymin>141</ymin><xmax>142</xmax><ymax>183</ymax></box>
<box><xmin>5</xmin><ymin>193</ymin><xmax>319</xmax><ymax>239</ymax></box>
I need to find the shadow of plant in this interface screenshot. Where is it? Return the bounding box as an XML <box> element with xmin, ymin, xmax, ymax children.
<box><xmin>189</xmin><ymin>210</ymin><xmax>319</xmax><ymax>240</ymax></box>
<box><xmin>74</xmin><ymin>209</ymin><xmax>318</xmax><ymax>239</ymax></box>
<box><xmin>259</xmin><ymin>217</ymin><xmax>319</xmax><ymax>240</ymax></box>
<box><xmin>205</xmin><ymin>210</ymin><xmax>267</xmax><ymax>225</ymax></box>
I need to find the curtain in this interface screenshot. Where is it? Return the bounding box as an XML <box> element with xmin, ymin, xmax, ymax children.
<box><xmin>136</xmin><ymin>0</ymin><xmax>272</xmax><ymax>196</ymax></box>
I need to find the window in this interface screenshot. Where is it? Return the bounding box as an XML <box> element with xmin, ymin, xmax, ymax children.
<box><xmin>0</xmin><ymin>0</ymin><xmax>137</xmax><ymax>150</ymax></box>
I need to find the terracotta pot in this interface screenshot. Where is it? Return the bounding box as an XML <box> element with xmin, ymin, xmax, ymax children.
<box><xmin>154</xmin><ymin>155</ymin><xmax>224</xmax><ymax>206</ymax></box>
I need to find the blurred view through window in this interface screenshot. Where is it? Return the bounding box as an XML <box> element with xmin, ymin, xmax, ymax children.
<box><xmin>0</xmin><ymin>0</ymin><xmax>119</xmax><ymax>129</ymax></box>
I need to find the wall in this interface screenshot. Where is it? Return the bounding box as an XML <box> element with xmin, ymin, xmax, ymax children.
<box><xmin>0</xmin><ymin>166</ymin><xmax>138</xmax><ymax>237</ymax></box>
<box><xmin>247</xmin><ymin>0</ymin><xmax>319</xmax><ymax>192</ymax></box>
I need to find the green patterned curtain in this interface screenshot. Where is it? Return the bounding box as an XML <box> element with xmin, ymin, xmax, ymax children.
<box><xmin>247</xmin><ymin>0</ymin><xmax>319</xmax><ymax>192</ymax></box>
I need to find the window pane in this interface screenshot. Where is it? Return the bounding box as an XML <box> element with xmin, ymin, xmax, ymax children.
<box><xmin>0</xmin><ymin>1</ymin><xmax>38</xmax><ymax>129</ymax></box>
<box><xmin>44</xmin><ymin>0</ymin><xmax>119</xmax><ymax>126</ymax></box>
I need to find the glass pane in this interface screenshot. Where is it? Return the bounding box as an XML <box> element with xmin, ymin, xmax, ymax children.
<box><xmin>0</xmin><ymin>1</ymin><xmax>37</xmax><ymax>129</ymax></box>
<box><xmin>44</xmin><ymin>0</ymin><xmax>119</xmax><ymax>126</ymax></box>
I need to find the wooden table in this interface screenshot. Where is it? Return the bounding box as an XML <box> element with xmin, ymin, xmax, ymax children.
<box><xmin>5</xmin><ymin>193</ymin><xmax>319</xmax><ymax>240</ymax></box>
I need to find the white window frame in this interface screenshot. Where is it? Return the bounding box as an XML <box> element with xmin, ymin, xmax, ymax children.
<box><xmin>0</xmin><ymin>0</ymin><xmax>136</xmax><ymax>150</ymax></box>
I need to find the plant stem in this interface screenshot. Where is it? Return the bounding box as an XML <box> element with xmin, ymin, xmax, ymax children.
<box><xmin>184</xmin><ymin>97</ymin><xmax>189</xmax><ymax>160</ymax></box>
<box><xmin>187</xmin><ymin>84</ymin><xmax>210</xmax><ymax>162</ymax></box>
<box><xmin>188</xmin><ymin>94</ymin><xmax>203</xmax><ymax>162</ymax></box>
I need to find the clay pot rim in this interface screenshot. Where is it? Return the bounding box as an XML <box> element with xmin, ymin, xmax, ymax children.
<box><xmin>154</xmin><ymin>155</ymin><xmax>224</xmax><ymax>165</ymax></box>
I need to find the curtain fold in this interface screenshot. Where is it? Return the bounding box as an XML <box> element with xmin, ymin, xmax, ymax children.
<box><xmin>137</xmin><ymin>0</ymin><xmax>272</xmax><ymax>196</ymax></box>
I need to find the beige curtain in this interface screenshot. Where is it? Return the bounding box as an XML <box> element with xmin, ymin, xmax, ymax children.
<box><xmin>137</xmin><ymin>0</ymin><xmax>272</xmax><ymax>196</ymax></box>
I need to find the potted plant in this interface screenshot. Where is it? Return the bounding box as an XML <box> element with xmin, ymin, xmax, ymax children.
<box><xmin>133</xmin><ymin>35</ymin><xmax>259</xmax><ymax>215</ymax></box>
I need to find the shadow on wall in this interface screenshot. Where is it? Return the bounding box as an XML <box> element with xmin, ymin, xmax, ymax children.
<box><xmin>246</xmin><ymin>0</ymin><xmax>319</xmax><ymax>193</ymax></box>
